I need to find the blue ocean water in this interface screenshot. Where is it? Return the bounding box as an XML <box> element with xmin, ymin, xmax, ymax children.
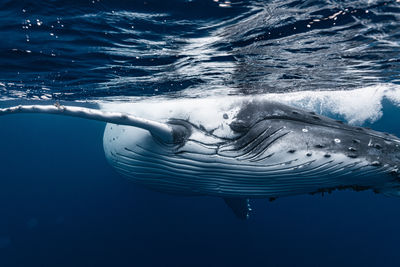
<box><xmin>0</xmin><ymin>0</ymin><xmax>400</xmax><ymax>266</ymax></box>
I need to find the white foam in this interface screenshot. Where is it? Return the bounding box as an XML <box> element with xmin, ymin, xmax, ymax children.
<box><xmin>263</xmin><ymin>84</ymin><xmax>400</xmax><ymax>125</ymax></box>
<box><xmin>100</xmin><ymin>83</ymin><xmax>400</xmax><ymax>126</ymax></box>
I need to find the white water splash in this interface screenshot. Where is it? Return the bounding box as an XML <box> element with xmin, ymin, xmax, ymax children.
<box><xmin>264</xmin><ymin>84</ymin><xmax>400</xmax><ymax>125</ymax></box>
<box><xmin>101</xmin><ymin>83</ymin><xmax>400</xmax><ymax>126</ymax></box>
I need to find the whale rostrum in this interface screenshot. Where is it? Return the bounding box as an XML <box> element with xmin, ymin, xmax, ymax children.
<box><xmin>1</xmin><ymin>98</ymin><xmax>400</xmax><ymax>219</ymax></box>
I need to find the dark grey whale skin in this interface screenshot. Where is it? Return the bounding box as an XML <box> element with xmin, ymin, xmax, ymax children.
<box><xmin>109</xmin><ymin>99</ymin><xmax>400</xmax><ymax>204</ymax></box>
<box><xmin>228</xmin><ymin>100</ymin><xmax>400</xmax><ymax>178</ymax></box>
<box><xmin>102</xmin><ymin>99</ymin><xmax>400</xmax><ymax>200</ymax></box>
<box><xmin>152</xmin><ymin>99</ymin><xmax>400</xmax><ymax>218</ymax></box>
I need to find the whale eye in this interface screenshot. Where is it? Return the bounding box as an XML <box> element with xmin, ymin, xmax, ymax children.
<box><xmin>230</xmin><ymin>120</ymin><xmax>248</xmax><ymax>133</ymax></box>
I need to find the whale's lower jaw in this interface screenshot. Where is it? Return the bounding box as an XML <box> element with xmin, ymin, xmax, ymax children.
<box><xmin>103</xmin><ymin>124</ymin><xmax>399</xmax><ymax>199</ymax></box>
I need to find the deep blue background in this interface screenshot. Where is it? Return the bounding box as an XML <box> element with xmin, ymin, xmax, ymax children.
<box><xmin>0</xmin><ymin>105</ymin><xmax>400</xmax><ymax>267</ymax></box>
<box><xmin>1</xmin><ymin>0</ymin><xmax>400</xmax><ymax>266</ymax></box>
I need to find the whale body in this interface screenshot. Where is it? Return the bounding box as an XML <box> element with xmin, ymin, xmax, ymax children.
<box><xmin>1</xmin><ymin>97</ymin><xmax>400</xmax><ymax>219</ymax></box>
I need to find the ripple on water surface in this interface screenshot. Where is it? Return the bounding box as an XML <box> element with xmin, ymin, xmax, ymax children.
<box><xmin>0</xmin><ymin>0</ymin><xmax>398</xmax><ymax>101</ymax></box>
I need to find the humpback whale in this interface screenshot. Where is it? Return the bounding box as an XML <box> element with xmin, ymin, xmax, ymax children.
<box><xmin>1</xmin><ymin>97</ymin><xmax>400</xmax><ymax>219</ymax></box>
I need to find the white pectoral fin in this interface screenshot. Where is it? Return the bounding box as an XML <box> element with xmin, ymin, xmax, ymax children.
<box><xmin>0</xmin><ymin>105</ymin><xmax>175</xmax><ymax>143</ymax></box>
